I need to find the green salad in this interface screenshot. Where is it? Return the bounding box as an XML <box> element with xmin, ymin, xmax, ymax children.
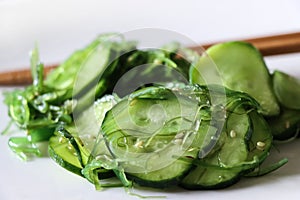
<box><xmin>3</xmin><ymin>34</ymin><xmax>299</xmax><ymax>192</ymax></box>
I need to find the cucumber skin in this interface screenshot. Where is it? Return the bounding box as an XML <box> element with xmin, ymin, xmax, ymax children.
<box><xmin>48</xmin><ymin>144</ymin><xmax>83</xmax><ymax>177</ymax></box>
<box><xmin>180</xmin><ymin>174</ymin><xmax>241</xmax><ymax>190</ymax></box>
<box><xmin>49</xmin><ymin>144</ymin><xmax>115</xmax><ymax>179</ymax></box>
<box><xmin>126</xmin><ymin>163</ymin><xmax>193</xmax><ymax>188</ymax></box>
<box><xmin>48</xmin><ymin>135</ymin><xmax>115</xmax><ymax>180</ymax></box>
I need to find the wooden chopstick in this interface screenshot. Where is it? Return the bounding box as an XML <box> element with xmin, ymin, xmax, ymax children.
<box><xmin>190</xmin><ymin>31</ymin><xmax>300</xmax><ymax>56</ymax></box>
<box><xmin>1</xmin><ymin>31</ymin><xmax>300</xmax><ymax>86</ymax></box>
<box><xmin>0</xmin><ymin>64</ymin><xmax>57</xmax><ymax>85</ymax></box>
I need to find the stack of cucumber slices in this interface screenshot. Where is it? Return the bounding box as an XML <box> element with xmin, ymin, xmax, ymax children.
<box><xmin>3</xmin><ymin>35</ymin><xmax>298</xmax><ymax>191</ymax></box>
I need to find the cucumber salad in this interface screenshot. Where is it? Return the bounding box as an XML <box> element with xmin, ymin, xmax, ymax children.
<box><xmin>2</xmin><ymin>33</ymin><xmax>299</xmax><ymax>193</ymax></box>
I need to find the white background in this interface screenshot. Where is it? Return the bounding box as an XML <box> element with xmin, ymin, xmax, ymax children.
<box><xmin>1</xmin><ymin>0</ymin><xmax>300</xmax><ymax>199</ymax></box>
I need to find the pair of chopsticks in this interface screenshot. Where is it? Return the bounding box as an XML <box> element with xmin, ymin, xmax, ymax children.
<box><xmin>1</xmin><ymin>32</ymin><xmax>300</xmax><ymax>86</ymax></box>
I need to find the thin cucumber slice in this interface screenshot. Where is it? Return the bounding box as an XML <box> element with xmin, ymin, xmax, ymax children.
<box><xmin>190</xmin><ymin>41</ymin><xmax>279</xmax><ymax>116</ymax></box>
<box><xmin>247</xmin><ymin>111</ymin><xmax>273</xmax><ymax>162</ymax></box>
<box><xmin>128</xmin><ymin>123</ymin><xmax>217</xmax><ymax>188</ymax></box>
<box><xmin>180</xmin><ymin>106</ymin><xmax>251</xmax><ymax>189</ymax></box>
<box><xmin>265</xmin><ymin>69</ymin><xmax>300</xmax><ymax>140</ymax></box>
<box><xmin>267</xmin><ymin>107</ymin><xmax>300</xmax><ymax>140</ymax></box>
<box><xmin>180</xmin><ymin>159</ymin><xmax>242</xmax><ymax>190</ymax></box>
<box><xmin>273</xmin><ymin>70</ymin><xmax>300</xmax><ymax>109</ymax></box>
<box><xmin>73</xmin><ymin>94</ymin><xmax>119</xmax><ymax>153</ymax></box>
<box><xmin>49</xmin><ymin>95</ymin><xmax>119</xmax><ymax>178</ymax></box>
<box><xmin>48</xmin><ymin>135</ymin><xmax>83</xmax><ymax>176</ymax></box>
<box><xmin>127</xmin><ymin>160</ymin><xmax>193</xmax><ymax>188</ymax></box>
<box><xmin>49</xmin><ymin>134</ymin><xmax>114</xmax><ymax>179</ymax></box>
<box><xmin>101</xmin><ymin>87</ymin><xmax>202</xmax><ymax>187</ymax></box>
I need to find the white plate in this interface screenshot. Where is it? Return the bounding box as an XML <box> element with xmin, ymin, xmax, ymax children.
<box><xmin>1</xmin><ymin>1</ymin><xmax>300</xmax><ymax>199</ymax></box>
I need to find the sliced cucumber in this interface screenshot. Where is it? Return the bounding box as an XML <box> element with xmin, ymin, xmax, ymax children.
<box><xmin>127</xmin><ymin>160</ymin><xmax>192</xmax><ymax>188</ymax></box>
<box><xmin>99</xmin><ymin>84</ymin><xmax>264</xmax><ymax>188</ymax></box>
<box><xmin>48</xmin><ymin>135</ymin><xmax>83</xmax><ymax>176</ymax></box>
<box><xmin>180</xmin><ymin>107</ymin><xmax>273</xmax><ymax>190</ymax></box>
<box><xmin>180</xmin><ymin>106</ymin><xmax>251</xmax><ymax>189</ymax></box>
<box><xmin>101</xmin><ymin>87</ymin><xmax>202</xmax><ymax>187</ymax></box>
<box><xmin>267</xmin><ymin>107</ymin><xmax>300</xmax><ymax>140</ymax></box>
<box><xmin>273</xmin><ymin>70</ymin><xmax>300</xmax><ymax>109</ymax></box>
<box><xmin>247</xmin><ymin>111</ymin><xmax>273</xmax><ymax>162</ymax></box>
<box><xmin>49</xmin><ymin>132</ymin><xmax>114</xmax><ymax>179</ymax></box>
<box><xmin>128</xmin><ymin>122</ymin><xmax>217</xmax><ymax>188</ymax></box>
<box><xmin>49</xmin><ymin>95</ymin><xmax>118</xmax><ymax>178</ymax></box>
<box><xmin>190</xmin><ymin>41</ymin><xmax>279</xmax><ymax>116</ymax></box>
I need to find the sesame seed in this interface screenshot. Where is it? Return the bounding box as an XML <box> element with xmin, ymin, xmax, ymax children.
<box><xmin>134</xmin><ymin>140</ymin><xmax>144</xmax><ymax>148</ymax></box>
<box><xmin>285</xmin><ymin>121</ymin><xmax>290</xmax><ymax>129</ymax></box>
<box><xmin>256</xmin><ymin>141</ymin><xmax>266</xmax><ymax>150</ymax></box>
<box><xmin>58</xmin><ymin>136</ymin><xmax>65</xmax><ymax>143</ymax></box>
<box><xmin>174</xmin><ymin>139</ymin><xmax>183</xmax><ymax>145</ymax></box>
<box><xmin>230</xmin><ymin>130</ymin><xmax>237</xmax><ymax>138</ymax></box>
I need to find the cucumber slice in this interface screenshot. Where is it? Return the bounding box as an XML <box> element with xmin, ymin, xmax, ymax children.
<box><xmin>273</xmin><ymin>70</ymin><xmax>300</xmax><ymax>109</ymax></box>
<box><xmin>267</xmin><ymin>107</ymin><xmax>300</xmax><ymax>140</ymax></box>
<box><xmin>48</xmin><ymin>135</ymin><xmax>83</xmax><ymax>176</ymax></box>
<box><xmin>180</xmin><ymin>106</ymin><xmax>251</xmax><ymax>189</ymax></box>
<box><xmin>190</xmin><ymin>41</ymin><xmax>279</xmax><ymax>116</ymax></box>
<box><xmin>247</xmin><ymin>111</ymin><xmax>273</xmax><ymax>162</ymax></box>
<box><xmin>49</xmin><ymin>133</ymin><xmax>114</xmax><ymax>179</ymax></box>
<box><xmin>127</xmin><ymin>160</ymin><xmax>192</xmax><ymax>188</ymax></box>
<box><xmin>101</xmin><ymin>87</ymin><xmax>202</xmax><ymax>187</ymax></box>
<box><xmin>49</xmin><ymin>95</ymin><xmax>118</xmax><ymax>178</ymax></box>
<box><xmin>128</xmin><ymin>123</ymin><xmax>217</xmax><ymax>188</ymax></box>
